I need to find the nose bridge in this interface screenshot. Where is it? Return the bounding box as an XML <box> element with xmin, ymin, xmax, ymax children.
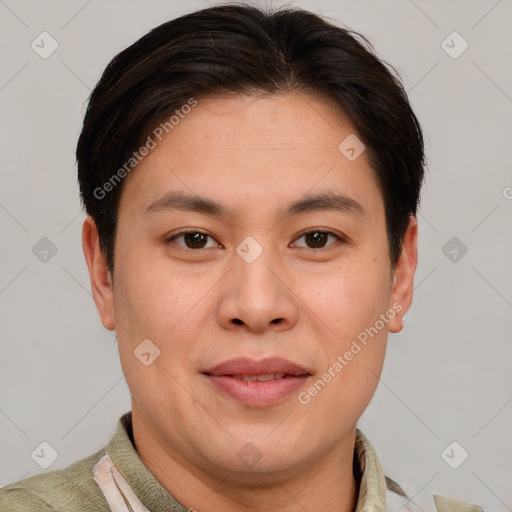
<box><xmin>235</xmin><ymin>245</ymin><xmax>282</xmax><ymax>308</ymax></box>
<box><xmin>218</xmin><ymin>238</ymin><xmax>299</xmax><ymax>332</ymax></box>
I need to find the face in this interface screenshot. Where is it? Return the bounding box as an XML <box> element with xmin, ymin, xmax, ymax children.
<box><xmin>84</xmin><ymin>93</ymin><xmax>417</xmax><ymax>482</ymax></box>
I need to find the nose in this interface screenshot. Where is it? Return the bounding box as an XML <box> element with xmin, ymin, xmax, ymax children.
<box><xmin>217</xmin><ymin>248</ymin><xmax>299</xmax><ymax>334</ymax></box>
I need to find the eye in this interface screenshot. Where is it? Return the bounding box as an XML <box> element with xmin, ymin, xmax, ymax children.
<box><xmin>167</xmin><ymin>230</ymin><xmax>220</xmax><ymax>250</ymax></box>
<box><xmin>292</xmin><ymin>229</ymin><xmax>343</xmax><ymax>249</ymax></box>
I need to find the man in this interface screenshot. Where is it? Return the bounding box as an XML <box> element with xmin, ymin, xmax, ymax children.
<box><xmin>0</xmin><ymin>4</ymin><xmax>482</xmax><ymax>511</ymax></box>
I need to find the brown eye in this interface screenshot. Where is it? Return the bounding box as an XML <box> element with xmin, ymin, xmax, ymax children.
<box><xmin>183</xmin><ymin>232</ymin><xmax>208</xmax><ymax>249</ymax></box>
<box><xmin>305</xmin><ymin>231</ymin><xmax>328</xmax><ymax>248</ymax></box>
<box><xmin>168</xmin><ymin>231</ymin><xmax>218</xmax><ymax>249</ymax></box>
<box><xmin>293</xmin><ymin>230</ymin><xmax>342</xmax><ymax>249</ymax></box>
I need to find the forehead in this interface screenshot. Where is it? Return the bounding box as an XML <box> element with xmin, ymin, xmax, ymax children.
<box><xmin>119</xmin><ymin>93</ymin><xmax>382</xmax><ymax>220</ymax></box>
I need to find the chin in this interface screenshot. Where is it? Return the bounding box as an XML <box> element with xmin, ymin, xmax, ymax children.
<box><xmin>198</xmin><ymin>434</ymin><xmax>315</xmax><ymax>478</ymax></box>
<box><xmin>207</xmin><ymin>452</ymin><xmax>310</xmax><ymax>484</ymax></box>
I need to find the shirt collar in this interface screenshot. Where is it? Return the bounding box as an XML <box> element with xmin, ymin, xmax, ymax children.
<box><xmin>104</xmin><ymin>412</ymin><xmax>186</xmax><ymax>511</ymax></box>
<box><xmin>353</xmin><ymin>428</ymin><xmax>387</xmax><ymax>512</ymax></box>
<box><xmin>100</xmin><ymin>412</ymin><xmax>388</xmax><ymax>512</ymax></box>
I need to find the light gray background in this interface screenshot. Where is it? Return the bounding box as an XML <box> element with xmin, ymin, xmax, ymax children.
<box><xmin>1</xmin><ymin>0</ymin><xmax>511</xmax><ymax>510</ymax></box>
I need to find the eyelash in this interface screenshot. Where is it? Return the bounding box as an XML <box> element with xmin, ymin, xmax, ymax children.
<box><xmin>166</xmin><ymin>230</ymin><xmax>220</xmax><ymax>250</ymax></box>
<box><xmin>292</xmin><ymin>229</ymin><xmax>345</xmax><ymax>249</ymax></box>
<box><xmin>166</xmin><ymin>228</ymin><xmax>346</xmax><ymax>251</ymax></box>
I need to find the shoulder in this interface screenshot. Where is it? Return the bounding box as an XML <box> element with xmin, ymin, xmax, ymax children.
<box><xmin>0</xmin><ymin>450</ymin><xmax>109</xmax><ymax>512</ymax></box>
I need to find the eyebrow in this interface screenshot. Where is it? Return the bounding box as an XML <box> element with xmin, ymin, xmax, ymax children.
<box><xmin>144</xmin><ymin>191</ymin><xmax>225</xmax><ymax>216</ymax></box>
<box><xmin>284</xmin><ymin>192</ymin><xmax>365</xmax><ymax>217</ymax></box>
<box><xmin>143</xmin><ymin>190</ymin><xmax>365</xmax><ymax>218</ymax></box>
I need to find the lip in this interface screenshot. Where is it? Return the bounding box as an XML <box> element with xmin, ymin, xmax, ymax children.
<box><xmin>204</xmin><ymin>357</ymin><xmax>310</xmax><ymax>377</ymax></box>
<box><xmin>202</xmin><ymin>357</ymin><xmax>310</xmax><ymax>407</ymax></box>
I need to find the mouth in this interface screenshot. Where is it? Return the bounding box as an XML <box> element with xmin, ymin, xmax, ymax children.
<box><xmin>230</xmin><ymin>373</ymin><xmax>288</xmax><ymax>382</ymax></box>
<box><xmin>202</xmin><ymin>357</ymin><xmax>311</xmax><ymax>406</ymax></box>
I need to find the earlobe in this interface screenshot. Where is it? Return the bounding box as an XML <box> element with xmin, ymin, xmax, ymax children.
<box><xmin>82</xmin><ymin>216</ymin><xmax>116</xmax><ymax>331</ymax></box>
<box><xmin>388</xmin><ymin>216</ymin><xmax>418</xmax><ymax>333</ymax></box>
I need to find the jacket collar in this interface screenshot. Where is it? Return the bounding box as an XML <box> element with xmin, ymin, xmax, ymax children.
<box><xmin>94</xmin><ymin>412</ymin><xmax>481</xmax><ymax>512</ymax></box>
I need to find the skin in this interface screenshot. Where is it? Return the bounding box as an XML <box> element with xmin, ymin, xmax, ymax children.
<box><xmin>83</xmin><ymin>92</ymin><xmax>418</xmax><ymax>512</ymax></box>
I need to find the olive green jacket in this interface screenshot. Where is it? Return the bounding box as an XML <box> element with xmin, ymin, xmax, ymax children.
<box><xmin>0</xmin><ymin>412</ymin><xmax>482</xmax><ymax>512</ymax></box>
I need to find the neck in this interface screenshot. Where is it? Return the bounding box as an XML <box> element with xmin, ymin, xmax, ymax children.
<box><xmin>132</xmin><ymin>413</ymin><xmax>358</xmax><ymax>512</ymax></box>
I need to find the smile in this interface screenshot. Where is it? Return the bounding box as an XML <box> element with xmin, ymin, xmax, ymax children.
<box><xmin>231</xmin><ymin>373</ymin><xmax>286</xmax><ymax>381</ymax></box>
<box><xmin>202</xmin><ymin>357</ymin><xmax>311</xmax><ymax>406</ymax></box>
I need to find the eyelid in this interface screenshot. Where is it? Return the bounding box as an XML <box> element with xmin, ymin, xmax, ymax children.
<box><xmin>166</xmin><ymin>229</ymin><xmax>222</xmax><ymax>249</ymax></box>
<box><xmin>165</xmin><ymin>227</ymin><xmax>347</xmax><ymax>250</ymax></box>
<box><xmin>291</xmin><ymin>228</ymin><xmax>347</xmax><ymax>248</ymax></box>
<box><xmin>167</xmin><ymin>228</ymin><xmax>209</xmax><ymax>238</ymax></box>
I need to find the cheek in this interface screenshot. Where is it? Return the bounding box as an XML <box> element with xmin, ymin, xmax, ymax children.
<box><xmin>112</xmin><ymin>250</ymin><xmax>219</xmax><ymax>374</ymax></box>
<box><xmin>295</xmin><ymin>257</ymin><xmax>390</xmax><ymax>410</ymax></box>
<box><xmin>298</xmin><ymin>257</ymin><xmax>391</xmax><ymax>335</ymax></box>
<box><xmin>114</xmin><ymin>249</ymin><xmax>186</xmax><ymax>334</ymax></box>
<box><xmin>112</xmin><ymin>259</ymin><xmax>202</xmax><ymax>408</ymax></box>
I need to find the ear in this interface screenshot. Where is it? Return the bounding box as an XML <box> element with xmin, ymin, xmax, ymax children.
<box><xmin>388</xmin><ymin>216</ymin><xmax>418</xmax><ymax>333</ymax></box>
<box><xmin>82</xmin><ymin>216</ymin><xmax>116</xmax><ymax>331</ymax></box>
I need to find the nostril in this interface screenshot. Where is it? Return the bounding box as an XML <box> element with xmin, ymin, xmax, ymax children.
<box><xmin>271</xmin><ymin>318</ymin><xmax>284</xmax><ymax>324</ymax></box>
<box><xmin>232</xmin><ymin>318</ymin><xmax>244</xmax><ymax>325</ymax></box>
